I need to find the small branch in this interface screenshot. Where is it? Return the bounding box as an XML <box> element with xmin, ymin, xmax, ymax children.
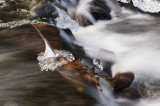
<box><xmin>32</xmin><ymin>24</ymin><xmax>55</xmax><ymax>54</ymax></box>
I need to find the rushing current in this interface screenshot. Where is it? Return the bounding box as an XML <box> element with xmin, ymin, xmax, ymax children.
<box><xmin>0</xmin><ymin>0</ymin><xmax>160</xmax><ymax>106</ymax></box>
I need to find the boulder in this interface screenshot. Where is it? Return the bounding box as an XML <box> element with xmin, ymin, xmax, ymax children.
<box><xmin>75</xmin><ymin>0</ymin><xmax>112</xmax><ymax>26</ymax></box>
<box><xmin>106</xmin><ymin>72</ymin><xmax>134</xmax><ymax>91</ymax></box>
<box><xmin>29</xmin><ymin>0</ymin><xmax>56</xmax><ymax>19</ymax></box>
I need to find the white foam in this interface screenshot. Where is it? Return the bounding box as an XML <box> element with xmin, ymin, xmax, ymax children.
<box><xmin>73</xmin><ymin>9</ymin><xmax>160</xmax><ymax>81</ymax></box>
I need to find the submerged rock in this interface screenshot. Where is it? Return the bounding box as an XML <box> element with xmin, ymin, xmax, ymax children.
<box><xmin>116</xmin><ymin>88</ymin><xmax>141</xmax><ymax>100</ymax></box>
<box><xmin>133</xmin><ymin>80</ymin><xmax>160</xmax><ymax>98</ymax></box>
<box><xmin>106</xmin><ymin>72</ymin><xmax>134</xmax><ymax>91</ymax></box>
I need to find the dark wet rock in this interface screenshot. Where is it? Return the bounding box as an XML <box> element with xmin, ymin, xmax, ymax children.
<box><xmin>53</xmin><ymin>0</ymin><xmax>112</xmax><ymax>26</ymax></box>
<box><xmin>0</xmin><ymin>0</ymin><xmax>41</xmax><ymax>22</ymax></box>
<box><xmin>106</xmin><ymin>72</ymin><xmax>134</xmax><ymax>91</ymax></box>
<box><xmin>116</xmin><ymin>88</ymin><xmax>141</xmax><ymax>100</ymax></box>
<box><xmin>90</xmin><ymin>0</ymin><xmax>111</xmax><ymax>20</ymax></box>
<box><xmin>75</xmin><ymin>0</ymin><xmax>112</xmax><ymax>26</ymax></box>
<box><xmin>29</xmin><ymin>0</ymin><xmax>57</xmax><ymax>19</ymax></box>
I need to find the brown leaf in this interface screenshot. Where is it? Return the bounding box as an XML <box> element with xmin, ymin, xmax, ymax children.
<box><xmin>63</xmin><ymin>59</ymin><xmax>102</xmax><ymax>91</ymax></box>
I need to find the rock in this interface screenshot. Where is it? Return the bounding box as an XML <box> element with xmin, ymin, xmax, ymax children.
<box><xmin>0</xmin><ymin>0</ymin><xmax>39</xmax><ymax>22</ymax></box>
<box><xmin>90</xmin><ymin>0</ymin><xmax>111</xmax><ymax>20</ymax></box>
<box><xmin>106</xmin><ymin>72</ymin><xmax>134</xmax><ymax>91</ymax></box>
<box><xmin>29</xmin><ymin>0</ymin><xmax>56</xmax><ymax>19</ymax></box>
<box><xmin>54</xmin><ymin>0</ymin><xmax>112</xmax><ymax>26</ymax></box>
<box><xmin>62</xmin><ymin>59</ymin><xmax>102</xmax><ymax>91</ymax></box>
<box><xmin>116</xmin><ymin>88</ymin><xmax>141</xmax><ymax>100</ymax></box>
<box><xmin>75</xmin><ymin>0</ymin><xmax>112</xmax><ymax>26</ymax></box>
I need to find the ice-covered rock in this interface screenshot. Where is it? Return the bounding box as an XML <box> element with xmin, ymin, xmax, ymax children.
<box><xmin>54</xmin><ymin>6</ymin><xmax>79</xmax><ymax>31</ymax></box>
<box><xmin>117</xmin><ymin>0</ymin><xmax>160</xmax><ymax>13</ymax></box>
<box><xmin>132</xmin><ymin>0</ymin><xmax>160</xmax><ymax>13</ymax></box>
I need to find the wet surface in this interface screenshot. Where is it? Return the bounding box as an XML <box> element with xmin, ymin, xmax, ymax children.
<box><xmin>0</xmin><ymin>24</ymin><xmax>96</xmax><ymax>106</ymax></box>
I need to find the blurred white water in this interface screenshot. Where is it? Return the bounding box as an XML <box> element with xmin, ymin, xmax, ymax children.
<box><xmin>73</xmin><ymin>8</ymin><xmax>160</xmax><ymax>81</ymax></box>
<box><xmin>96</xmin><ymin>78</ymin><xmax>119</xmax><ymax>106</ymax></box>
<box><xmin>71</xmin><ymin>6</ymin><xmax>160</xmax><ymax>106</ymax></box>
<box><xmin>37</xmin><ymin>0</ymin><xmax>160</xmax><ymax>106</ymax></box>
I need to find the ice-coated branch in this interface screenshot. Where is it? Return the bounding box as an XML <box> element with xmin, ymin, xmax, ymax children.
<box><xmin>32</xmin><ymin>24</ymin><xmax>56</xmax><ymax>57</ymax></box>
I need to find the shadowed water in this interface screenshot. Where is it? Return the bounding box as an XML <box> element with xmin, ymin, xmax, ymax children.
<box><xmin>0</xmin><ymin>25</ymin><xmax>96</xmax><ymax>106</ymax></box>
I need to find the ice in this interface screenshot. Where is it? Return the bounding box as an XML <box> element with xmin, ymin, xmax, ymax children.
<box><xmin>132</xmin><ymin>0</ymin><xmax>160</xmax><ymax>13</ymax></box>
<box><xmin>37</xmin><ymin>49</ymin><xmax>75</xmax><ymax>71</ymax></box>
<box><xmin>0</xmin><ymin>19</ymin><xmax>47</xmax><ymax>28</ymax></box>
<box><xmin>93</xmin><ymin>59</ymin><xmax>104</xmax><ymax>71</ymax></box>
<box><xmin>54</xmin><ymin>6</ymin><xmax>79</xmax><ymax>31</ymax></box>
<box><xmin>117</xmin><ymin>0</ymin><xmax>131</xmax><ymax>3</ymax></box>
<box><xmin>117</xmin><ymin>0</ymin><xmax>160</xmax><ymax>13</ymax></box>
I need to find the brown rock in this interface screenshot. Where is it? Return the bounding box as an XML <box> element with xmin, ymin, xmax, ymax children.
<box><xmin>62</xmin><ymin>59</ymin><xmax>102</xmax><ymax>91</ymax></box>
<box><xmin>106</xmin><ymin>72</ymin><xmax>134</xmax><ymax>91</ymax></box>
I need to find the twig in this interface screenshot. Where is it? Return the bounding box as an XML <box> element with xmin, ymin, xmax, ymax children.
<box><xmin>32</xmin><ymin>24</ymin><xmax>55</xmax><ymax>54</ymax></box>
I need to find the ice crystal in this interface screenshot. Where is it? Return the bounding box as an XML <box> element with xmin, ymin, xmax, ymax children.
<box><xmin>93</xmin><ymin>59</ymin><xmax>104</xmax><ymax>71</ymax></box>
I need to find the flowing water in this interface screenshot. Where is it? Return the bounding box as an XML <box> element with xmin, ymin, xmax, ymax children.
<box><xmin>0</xmin><ymin>25</ymin><xmax>96</xmax><ymax>106</ymax></box>
<box><xmin>1</xmin><ymin>0</ymin><xmax>160</xmax><ymax>106</ymax></box>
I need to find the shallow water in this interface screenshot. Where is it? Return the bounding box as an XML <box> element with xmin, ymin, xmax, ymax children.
<box><xmin>1</xmin><ymin>0</ymin><xmax>160</xmax><ymax>106</ymax></box>
<box><xmin>0</xmin><ymin>25</ymin><xmax>96</xmax><ymax>106</ymax></box>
